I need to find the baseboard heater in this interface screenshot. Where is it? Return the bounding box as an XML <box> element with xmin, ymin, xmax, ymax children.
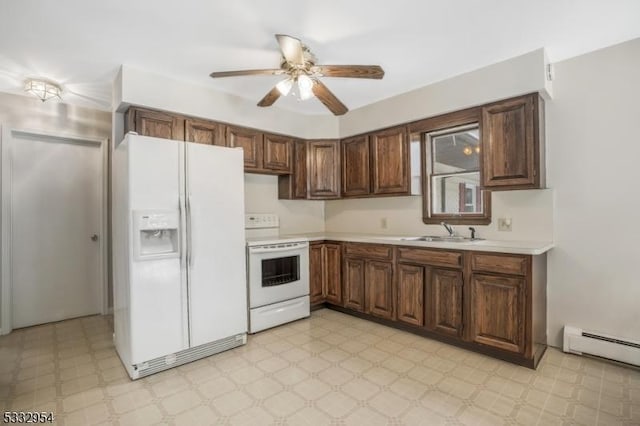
<box><xmin>563</xmin><ymin>326</ymin><xmax>640</xmax><ymax>367</ymax></box>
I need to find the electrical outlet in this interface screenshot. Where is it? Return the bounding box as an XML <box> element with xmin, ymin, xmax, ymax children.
<box><xmin>498</xmin><ymin>217</ymin><xmax>512</xmax><ymax>232</ymax></box>
<box><xmin>380</xmin><ymin>217</ymin><xmax>388</xmax><ymax>229</ymax></box>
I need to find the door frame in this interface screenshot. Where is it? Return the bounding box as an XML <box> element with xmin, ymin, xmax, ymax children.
<box><xmin>1</xmin><ymin>126</ymin><xmax>109</xmax><ymax>335</ymax></box>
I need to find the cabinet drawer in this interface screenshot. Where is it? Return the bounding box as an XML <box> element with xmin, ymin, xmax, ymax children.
<box><xmin>471</xmin><ymin>253</ymin><xmax>528</xmax><ymax>276</ymax></box>
<box><xmin>344</xmin><ymin>243</ymin><xmax>392</xmax><ymax>260</ymax></box>
<box><xmin>397</xmin><ymin>247</ymin><xmax>462</xmax><ymax>268</ymax></box>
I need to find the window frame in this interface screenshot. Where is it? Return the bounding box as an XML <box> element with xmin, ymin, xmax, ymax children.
<box><xmin>413</xmin><ymin>107</ymin><xmax>491</xmax><ymax>225</ymax></box>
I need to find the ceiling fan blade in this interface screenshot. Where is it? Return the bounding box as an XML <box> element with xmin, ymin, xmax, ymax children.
<box><xmin>257</xmin><ymin>86</ymin><xmax>281</xmax><ymax>107</ymax></box>
<box><xmin>311</xmin><ymin>65</ymin><xmax>385</xmax><ymax>79</ymax></box>
<box><xmin>312</xmin><ymin>80</ymin><xmax>348</xmax><ymax>116</ymax></box>
<box><xmin>210</xmin><ymin>69</ymin><xmax>284</xmax><ymax>78</ymax></box>
<box><xmin>275</xmin><ymin>34</ymin><xmax>305</xmax><ymax>65</ymax></box>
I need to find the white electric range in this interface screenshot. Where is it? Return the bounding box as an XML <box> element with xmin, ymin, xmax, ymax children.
<box><xmin>245</xmin><ymin>214</ymin><xmax>309</xmax><ymax>333</ymax></box>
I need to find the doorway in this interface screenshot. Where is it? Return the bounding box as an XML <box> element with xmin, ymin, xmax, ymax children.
<box><xmin>1</xmin><ymin>128</ymin><xmax>107</xmax><ymax>333</ymax></box>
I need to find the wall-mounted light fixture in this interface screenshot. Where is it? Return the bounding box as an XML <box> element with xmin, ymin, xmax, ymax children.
<box><xmin>24</xmin><ymin>79</ymin><xmax>62</xmax><ymax>102</ymax></box>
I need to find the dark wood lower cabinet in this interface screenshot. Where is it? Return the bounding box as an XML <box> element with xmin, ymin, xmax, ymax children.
<box><xmin>309</xmin><ymin>244</ymin><xmax>324</xmax><ymax>305</ymax></box>
<box><xmin>324</xmin><ymin>244</ymin><xmax>342</xmax><ymax>305</ymax></box>
<box><xmin>396</xmin><ymin>264</ymin><xmax>424</xmax><ymax>326</ymax></box>
<box><xmin>365</xmin><ymin>261</ymin><xmax>394</xmax><ymax>320</ymax></box>
<box><xmin>324</xmin><ymin>243</ymin><xmax>546</xmax><ymax>369</ymax></box>
<box><xmin>344</xmin><ymin>258</ymin><xmax>366</xmax><ymax>312</ymax></box>
<box><xmin>309</xmin><ymin>242</ymin><xmax>343</xmax><ymax>307</ymax></box>
<box><xmin>428</xmin><ymin>268</ymin><xmax>463</xmax><ymax>338</ymax></box>
<box><xmin>470</xmin><ymin>273</ymin><xmax>525</xmax><ymax>353</ymax></box>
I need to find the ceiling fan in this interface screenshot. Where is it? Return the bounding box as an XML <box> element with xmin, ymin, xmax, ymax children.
<box><xmin>209</xmin><ymin>34</ymin><xmax>384</xmax><ymax>116</ymax></box>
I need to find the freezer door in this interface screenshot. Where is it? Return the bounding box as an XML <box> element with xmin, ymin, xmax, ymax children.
<box><xmin>185</xmin><ymin>143</ymin><xmax>248</xmax><ymax>346</ymax></box>
<box><xmin>128</xmin><ymin>135</ymin><xmax>189</xmax><ymax>363</ymax></box>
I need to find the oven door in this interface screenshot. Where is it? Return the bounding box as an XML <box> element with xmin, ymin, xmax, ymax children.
<box><xmin>248</xmin><ymin>242</ymin><xmax>309</xmax><ymax>308</ymax></box>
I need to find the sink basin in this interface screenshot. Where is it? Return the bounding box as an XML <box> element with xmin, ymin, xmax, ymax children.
<box><xmin>400</xmin><ymin>235</ymin><xmax>484</xmax><ymax>243</ymax></box>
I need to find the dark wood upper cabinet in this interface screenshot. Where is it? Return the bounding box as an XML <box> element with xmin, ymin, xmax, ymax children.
<box><xmin>126</xmin><ymin>108</ymin><xmax>184</xmax><ymax>141</ymax></box>
<box><xmin>370</xmin><ymin>126</ymin><xmax>410</xmax><ymax>195</ymax></box>
<box><xmin>185</xmin><ymin>119</ymin><xmax>225</xmax><ymax>146</ymax></box>
<box><xmin>470</xmin><ymin>273</ymin><xmax>525</xmax><ymax>354</ymax></box>
<box><xmin>308</xmin><ymin>140</ymin><xmax>341</xmax><ymax>199</ymax></box>
<box><xmin>481</xmin><ymin>93</ymin><xmax>545</xmax><ymax>190</ymax></box>
<box><xmin>264</xmin><ymin>134</ymin><xmax>293</xmax><ymax>173</ymax></box>
<box><xmin>226</xmin><ymin>126</ymin><xmax>263</xmax><ymax>170</ymax></box>
<box><xmin>341</xmin><ymin>135</ymin><xmax>370</xmax><ymax>197</ymax></box>
<box><xmin>278</xmin><ymin>140</ymin><xmax>308</xmax><ymax>199</ymax></box>
<box><xmin>428</xmin><ymin>268</ymin><xmax>463</xmax><ymax>338</ymax></box>
<box><xmin>396</xmin><ymin>264</ymin><xmax>424</xmax><ymax>327</ymax></box>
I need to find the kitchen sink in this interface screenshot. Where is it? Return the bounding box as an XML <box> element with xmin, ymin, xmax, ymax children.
<box><xmin>400</xmin><ymin>235</ymin><xmax>484</xmax><ymax>242</ymax></box>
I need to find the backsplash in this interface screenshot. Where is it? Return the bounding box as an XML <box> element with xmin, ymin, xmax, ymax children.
<box><xmin>324</xmin><ymin>189</ymin><xmax>554</xmax><ymax>242</ymax></box>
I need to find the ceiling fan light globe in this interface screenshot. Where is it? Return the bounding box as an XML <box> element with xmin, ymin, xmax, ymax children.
<box><xmin>297</xmin><ymin>74</ymin><xmax>314</xmax><ymax>100</ymax></box>
<box><xmin>276</xmin><ymin>77</ymin><xmax>293</xmax><ymax>96</ymax></box>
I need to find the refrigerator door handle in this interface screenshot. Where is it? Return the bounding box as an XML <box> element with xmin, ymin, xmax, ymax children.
<box><xmin>178</xmin><ymin>196</ymin><xmax>185</xmax><ymax>267</ymax></box>
<box><xmin>186</xmin><ymin>194</ymin><xmax>193</xmax><ymax>267</ymax></box>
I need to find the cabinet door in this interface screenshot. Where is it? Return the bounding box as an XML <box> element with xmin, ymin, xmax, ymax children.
<box><xmin>264</xmin><ymin>134</ymin><xmax>293</xmax><ymax>173</ymax></box>
<box><xmin>278</xmin><ymin>140</ymin><xmax>308</xmax><ymax>199</ymax></box>
<box><xmin>226</xmin><ymin>126</ymin><xmax>263</xmax><ymax>170</ymax></box>
<box><xmin>429</xmin><ymin>268</ymin><xmax>463</xmax><ymax>338</ymax></box>
<box><xmin>185</xmin><ymin>119</ymin><xmax>225</xmax><ymax>146</ymax></box>
<box><xmin>344</xmin><ymin>258</ymin><xmax>365</xmax><ymax>312</ymax></box>
<box><xmin>309</xmin><ymin>244</ymin><xmax>324</xmax><ymax>306</ymax></box>
<box><xmin>396</xmin><ymin>264</ymin><xmax>424</xmax><ymax>326</ymax></box>
<box><xmin>481</xmin><ymin>94</ymin><xmax>541</xmax><ymax>189</ymax></box>
<box><xmin>471</xmin><ymin>273</ymin><xmax>525</xmax><ymax>353</ymax></box>
<box><xmin>130</xmin><ymin>108</ymin><xmax>185</xmax><ymax>140</ymax></box>
<box><xmin>341</xmin><ymin>135</ymin><xmax>370</xmax><ymax>197</ymax></box>
<box><xmin>366</xmin><ymin>261</ymin><xmax>394</xmax><ymax>320</ymax></box>
<box><xmin>324</xmin><ymin>244</ymin><xmax>342</xmax><ymax>305</ymax></box>
<box><xmin>308</xmin><ymin>140</ymin><xmax>340</xmax><ymax>199</ymax></box>
<box><xmin>370</xmin><ymin>126</ymin><xmax>410</xmax><ymax>194</ymax></box>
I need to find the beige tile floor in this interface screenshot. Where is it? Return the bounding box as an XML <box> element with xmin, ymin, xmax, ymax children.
<box><xmin>0</xmin><ymin>309</ymin><xmax>638</xmax><ymax>425</ymax></box>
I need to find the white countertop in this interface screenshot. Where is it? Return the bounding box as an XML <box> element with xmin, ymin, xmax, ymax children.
<box><xmin>268</xmin><ymin>232</ymin><xmax>554</xmax><ymax>255</ymax></box>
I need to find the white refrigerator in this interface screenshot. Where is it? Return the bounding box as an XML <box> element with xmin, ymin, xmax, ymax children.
<box><xmin>113</xmin><ymin>133</ymin><xmax>247</xmax><ymax>379</ymax></box>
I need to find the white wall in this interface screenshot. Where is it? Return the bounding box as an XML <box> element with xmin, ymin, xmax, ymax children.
<box><xmin>325</xmin><ymin>190</ymin><xmax>553</xmax><ymax>242</ymax></box>
<box><xmin>545</xmin><ymin>38</ymin><xmax>640</xmax><ymax>346</ymax></box>
<box><xmin>244</xmin><ymin>174</ymin><xmax>325</xmax><ymax>234</ymax></box>
<box><xmin>0</xmin><ymin>92</ymin><xmax>112</xmax><ymax>331</ymax></box>
<box><xmin>115</xmin><ymin>65</ymin><xmax>339</xmax><ymax>140</ymax></box>
<box><xmin>339</xmin><ymin>49</ymin><xmax>550</xmax><ymax>137</ymax></box>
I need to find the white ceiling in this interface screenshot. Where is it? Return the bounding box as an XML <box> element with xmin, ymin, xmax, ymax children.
<box><xmin>1</xmin><ymin>0</ymin><xmax>639</xmax><ymax>114</ymax></box>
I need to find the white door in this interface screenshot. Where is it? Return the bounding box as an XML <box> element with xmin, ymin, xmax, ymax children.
<box><xmin>10</xmin><ymin>131</ymin><xmax>103</xmax><ymax>328</ymax></box>
<box><xmin>185</xmin><ymin>142</ymin><xmax>247</xmax><ymax>346</ymax></box>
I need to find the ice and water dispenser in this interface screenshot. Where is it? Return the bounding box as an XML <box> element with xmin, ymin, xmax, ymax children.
<box><xmin>133</xmin><ymin>211</ymin><xmax>180</xmax><ymax>260</ymax></box>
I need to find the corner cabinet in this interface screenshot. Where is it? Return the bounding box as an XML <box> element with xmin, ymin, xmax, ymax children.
<box><xmin>309</xmin><ymin>242</ymin><xmax>342</xmax><ymax>307</ymax></box>
<box><xmin>481</xmin><ymin>93</ymin><xmax>545</xmax><ymax>190</ymax></box>
<box><xmin>279</xmin><ymin>140</ymin><xmax>341</xmax><ymax>200</ymax></box>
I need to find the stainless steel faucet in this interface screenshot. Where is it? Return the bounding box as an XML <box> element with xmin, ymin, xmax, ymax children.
<box><xmin>440</xmin><ymin>222</ymin><xmax>454</xmax><ymax>236</ymax></box>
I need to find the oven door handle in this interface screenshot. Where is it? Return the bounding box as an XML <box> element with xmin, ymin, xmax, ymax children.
<box><xmin>249</xmin><ymin>244</ymin><xmax>308</xmax><ymax>255</ymax></box>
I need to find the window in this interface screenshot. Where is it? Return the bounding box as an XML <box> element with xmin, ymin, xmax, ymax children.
<box><xmin>422</xmin><ymin>123</ymin><xmax>491</xmax><ymax>224</ymax></box>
